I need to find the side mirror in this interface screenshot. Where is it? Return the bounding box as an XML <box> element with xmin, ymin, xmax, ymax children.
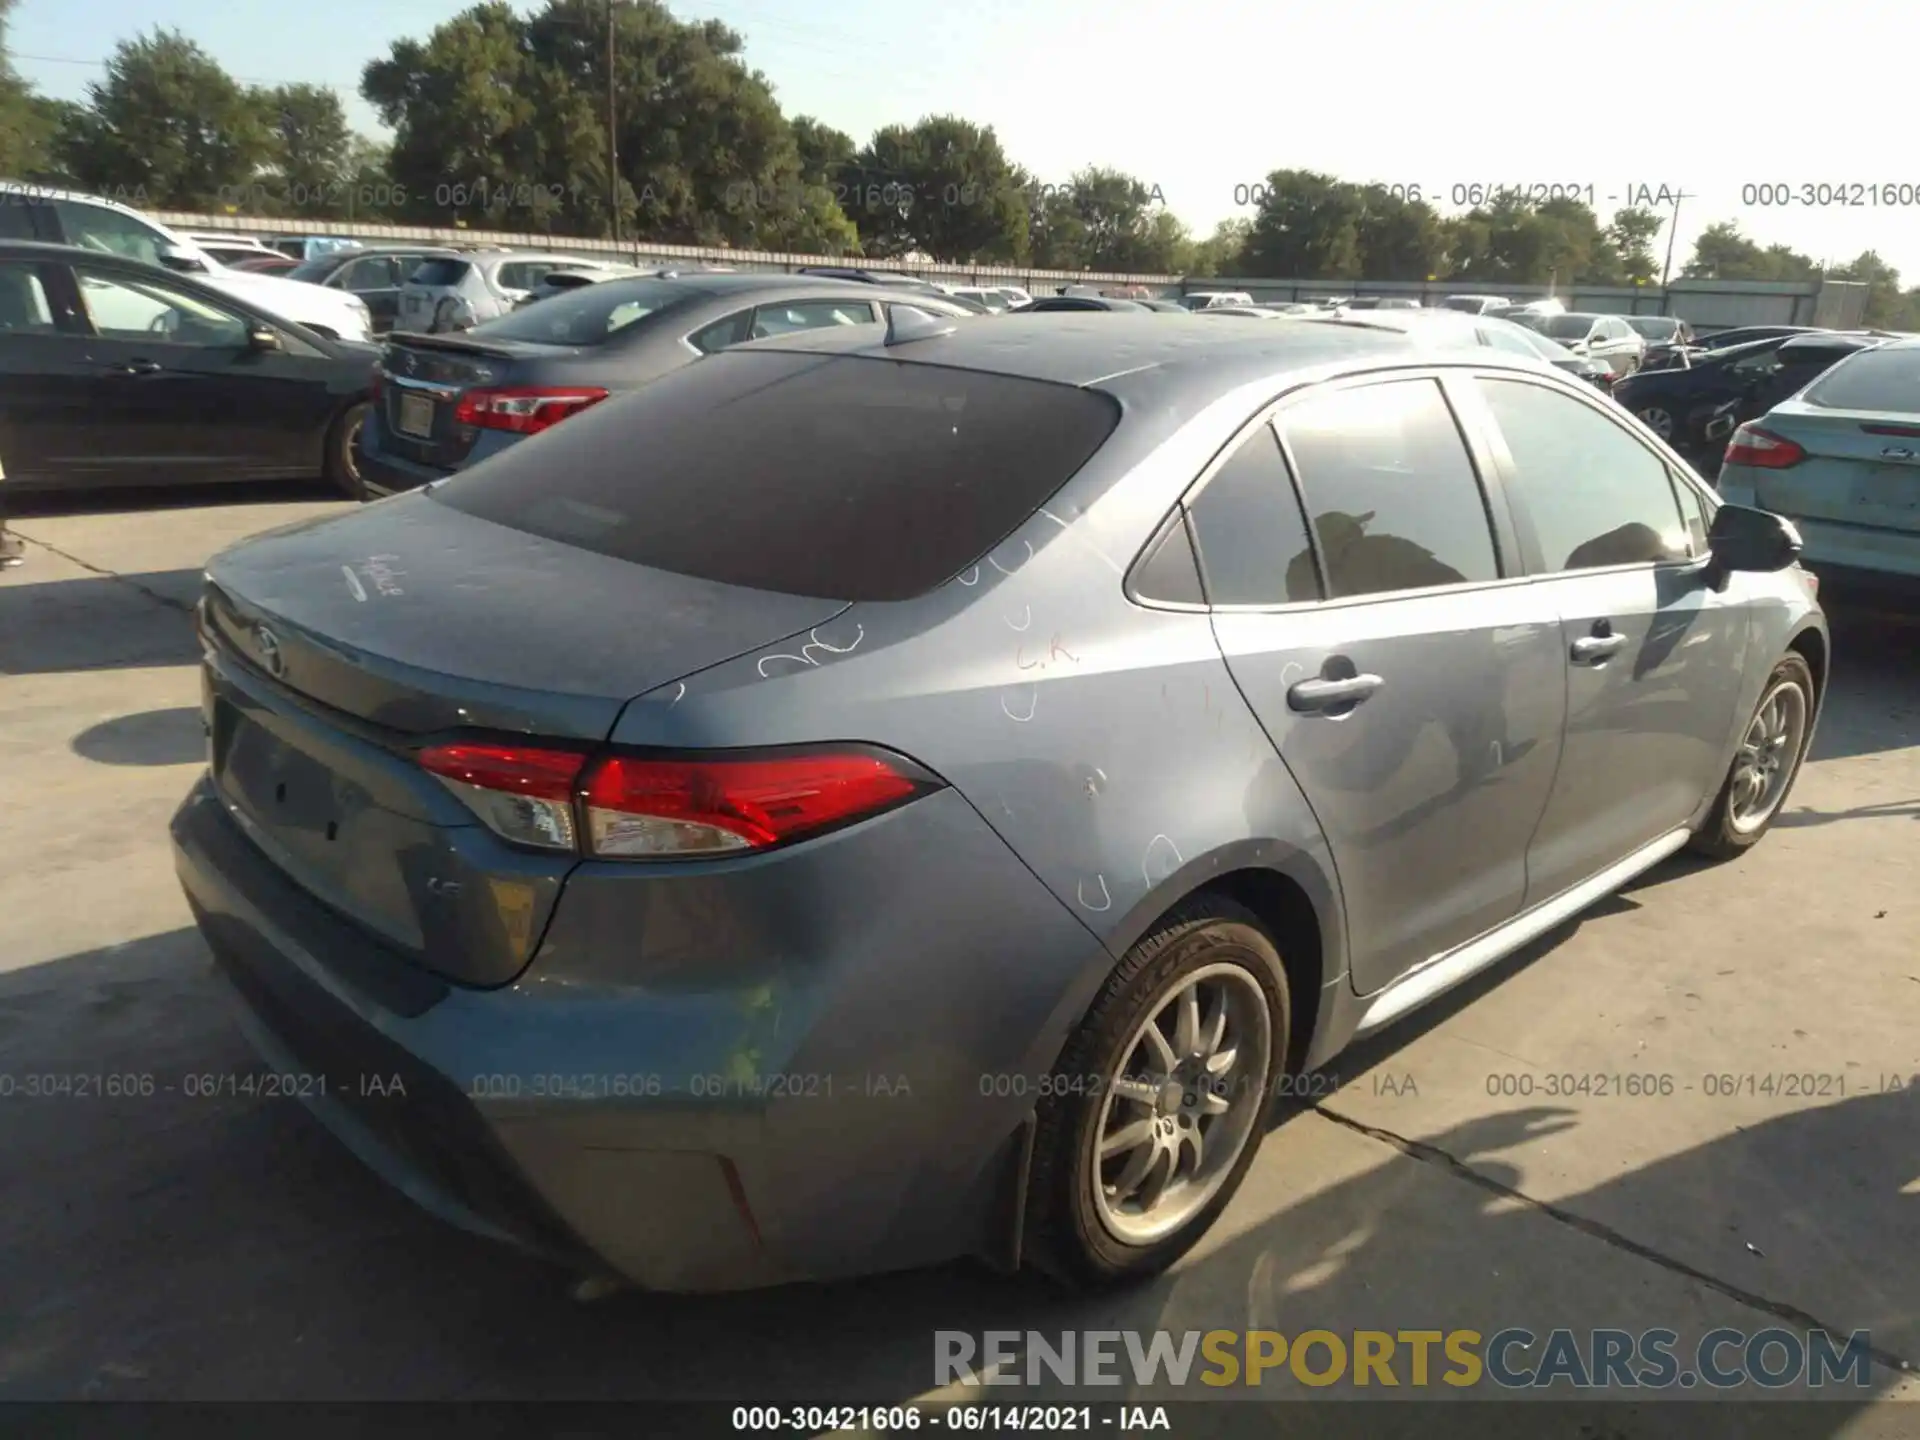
<box><xmin>246</xmin><ymin>325</ymin><xmax>282</xmax><ymax>352</ymax></box>
<box><xmin>1706</xmin><ymin>503</ymin><xmax>1802</xmax><ymax>581</ymax></box>
<box><xmin>157</xmin><ymin>244</ymin><xmax>209</xmax><ymax>275</ymax></box>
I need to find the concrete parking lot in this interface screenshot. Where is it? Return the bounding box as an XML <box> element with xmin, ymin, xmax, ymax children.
<box><xmin>1</xmin><ymin>486</ymin><xmax>1916</xmax><ymax>1427</ymax></box>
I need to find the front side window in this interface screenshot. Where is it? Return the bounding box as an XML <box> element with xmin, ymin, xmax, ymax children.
<box><xmin>749</xmin><ymin>299</ymin><xmax>880</xmax><ymax>338</ymax></box>
<box><xmin>1478</xmin><ymin>377</ymin><xmax>1690</xmax><ymax>572</ymax></box>
<box><xmin>1278</xmin><ymin>378</ymin><xmax>1500</xmax><ymax>599</ymax></box>
<box><xmin>1729</xmin><ymin>343</ymin><xmax>1786</xmax><ymax>380</ymax></box>
<box><xmin>340</xmin><ymin>256</ymin><xmax>400</xmax><ymax>291</ymax></box>
<box><xmin>72</xmin><ymin>267</ymin><xmax>250</xmax><ymax>346</ymax></box>
<box><xmin>1185</xmin><ymin>423</ymin><xmax>1320</xmax><ymax>605</ymax></box>
<box><xmin>51</xmin><ymin>200</ymin><xmax>169</xmax><ymax>266</ymax></box>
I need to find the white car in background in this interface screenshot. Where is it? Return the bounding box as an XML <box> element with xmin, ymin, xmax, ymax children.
<box><xmin>0</xmin><ymin>183</ymin><xmax>373</xmax><ymax>341</ymax></box>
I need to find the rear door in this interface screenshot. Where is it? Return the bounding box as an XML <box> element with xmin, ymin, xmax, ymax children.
<box><xmin>399</xmin><ymin>256</ymin><xmax>470</xmax><ymax>330</ymax></box>
<box><xmin>1465</xmin><ymin>373</ymin><xmax>1749</xmax><ymax>903</ymax></box>
<box><xmin>1200</xmin><ymin>372</ymin><xmax>1568</xmax><ymax>995</ymax></box>
<box><xmin>332</xmin><ymin>253</ymin><xmax>404</xmax><ymax>332</ymax></box>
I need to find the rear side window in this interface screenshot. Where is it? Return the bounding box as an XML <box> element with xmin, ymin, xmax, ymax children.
<box><xmin>409</xmin><ymin>259</ymin><xmax>470</xmax><ymax>287</ymax></box>
<box><xmin>0</xmin><ymin>262</ymin><xmax>57</xmax><ymax>331</ymax></box>
<box><xmin>1185</xmin><ymin>424</ymin><xmax>1320</xmax><ymax>605</ymax></box>
<box><xmin>1478</xmin><ymin>378</ymin><xmax>1690</xmax><ymax>570</ymax></box>
<box><xmin>434</xmin><ymin>351</ymin><xmax>1123</xmax><ymax>601</ymax></box>
<box><xmin>1278</xmin><ymin>378</ymin><xmax>1499</xmax><ymax>598</ymax></box>
<box><xmin>1801</xmin><ymin>347</ymin><xmax>1920</xmax><ymax>411</ymax></box>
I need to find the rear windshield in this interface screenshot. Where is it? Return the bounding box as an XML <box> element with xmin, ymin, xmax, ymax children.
<box><xmin>408</xmin><ymin>259</ymin><xmax>471</xmax><ymax>287</ymax></box>
<box><xmin>1800</xmin><ymin>347</ymin><xmax>1920</xmax><ymax>411</ymax></box>
<box><xmin>471</xmin><ymin>279</ymin><xmax>694</xmax><ymax>345</ymax></box>
<box><xmin>433</xmin><ymin>350</ymin><xmax>1122</xmax><ymax>601</ymax></box>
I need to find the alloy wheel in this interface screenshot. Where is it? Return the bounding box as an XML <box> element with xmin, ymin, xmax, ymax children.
<box><xmin>1639</xmin><ymin>406</ymin><xmax>1675</xmax><ymax>440</ymax></box>
<box><xmin>1091</xmin><ymin>961</ymin><xmax>1272</xmax><ymax>1246</ymax></box>
<box><xmin>1730</xmin><ymin>679</ymin><xmax>1809</xmax><ymax>834</ymax></box>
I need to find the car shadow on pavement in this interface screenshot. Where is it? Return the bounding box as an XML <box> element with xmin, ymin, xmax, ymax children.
<box><xmin>0</xmin><ymin>569</ymin><xmax>202</xmax><ymax>676</ymax></box>
<box><xmin>6</xmin><ymin>480</ymin><xmax>338</xmax><ymax>520</ymax></box>
<box><xmin>70</xmin><ymin>708</ymin><xmax>206</xmax><ymax>768</ymax></box>
<box><xmin>1</xmin><ymin>926</ymin><xmax>1912</xmax><ymax>1425</ymax></box>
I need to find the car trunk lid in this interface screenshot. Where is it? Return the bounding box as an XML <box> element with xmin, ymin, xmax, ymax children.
<box><xmin>1753</xmin><ymin>404</ymin><xmax>1920</xmax><ymax>535</ymax></box>
<box><xmin>378</xmin><ymin>331</ymin><xmax>585</xmax><ymax>470</ymax></box>
<box><xmin>198</xmin><ymin>494</ymin><xmax>849</xmax><ymax>986</ymax></box>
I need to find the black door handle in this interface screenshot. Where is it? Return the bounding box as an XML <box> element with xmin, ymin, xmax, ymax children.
<box><xmin>1288</xmin><ymin>673</ymin><xmax>1384</xmax><ymax>713</ymax></box>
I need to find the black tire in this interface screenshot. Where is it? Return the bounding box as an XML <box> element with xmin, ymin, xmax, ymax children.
<box><xmin>325</xmin><ymin>400</ymin><xmax>370</xmax><ymax>502</ymax></box>
<box><xmin>1689</xmin><ymin>653</ymin><xmax>1816</xmax><ymax>860</ymax></box>
<box><xmin>1024</xmin><ymin>896</ymin><xmax>1290</xmax><ymax>1288</ymax></box>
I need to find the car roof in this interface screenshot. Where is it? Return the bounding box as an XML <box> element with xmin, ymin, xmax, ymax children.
<box><xmin>736</xmin><ymin>311</ymin><xmax>1497</xmax><ymax>399</ymax></box>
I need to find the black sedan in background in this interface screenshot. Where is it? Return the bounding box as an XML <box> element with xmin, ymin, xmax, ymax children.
<box><xmin>0</xmin><ymin>240</ymin><xmax>378</xmax><ymax>496</ymax></box>
<box><xmin>1010</xmin><ymin>296</ymin><xmax>1152</xmax><ymax>312</ymax></box>
<box><xmin>1611</xmin><ymin>330</ymin><xmax>1885</xmax><ymax>462</ymax></box>
<box><xmin>359</xmin><ymin>274</ymin><xmax>975</xmax><ymax>496</ymax></box>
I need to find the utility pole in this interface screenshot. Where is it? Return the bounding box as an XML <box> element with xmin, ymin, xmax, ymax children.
<box><xmin>607</xmin><ymin>0</ymin><xmax>620</xmax><ymax>246</ymax></box>
<box><xmin>1660</xmin><ymin>189</ymin><xmax>1694</xmax><ymax>293</ymax></box>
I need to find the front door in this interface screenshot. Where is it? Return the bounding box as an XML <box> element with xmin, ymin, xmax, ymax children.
<box><xmin>0</xmin><ymin>258</ymin><xmax>101</xmax><ymax>485</ymax></box>
<box><xmin>1198</xmin><ymin>375</ymin><xmax>1568</xmax><ymax>995</ymax></box>
<box><xmin>1466</xmin><ymin>373</ymin><xmax>1750</xmax><ymax>902</ymax></box>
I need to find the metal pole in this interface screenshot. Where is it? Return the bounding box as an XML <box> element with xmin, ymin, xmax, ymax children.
<box><xmin>1660</xmin><ymin>193</ymin><xmax>1685</xmax><ymax>291</ymax></box>
<box><xmin>607</xmin><ymin>0</ymin><xmax>620</xmax><ymax>245</ymax></box>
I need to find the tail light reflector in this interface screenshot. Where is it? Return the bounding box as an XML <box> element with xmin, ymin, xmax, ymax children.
<box><xmin>1724</xmin><ymin>424</ymin><xmax>1806</xmax><ymax>470</ymax></box>
<box><xmin>416</xmin><ymin>743</ymin><xmax>934</xmax><ymax>857</ymax></box>
<box><xmin>453</xmin><ymin>386</ymin><xmax>609</xmax><ymax>435</ymax></box>
<box><xmin>419</xmin><ymin>743</ymin><xmax>586</xmax><ymax>851</ymax></box>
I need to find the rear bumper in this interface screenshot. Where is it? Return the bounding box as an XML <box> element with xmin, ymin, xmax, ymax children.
<box><xmin>360</xmin><ymin>417</ymin><xmax>527</xmax><ymax>496</ymax></box>
<box><xmin>171</xmin><ymin>773</ymin><xmax>1105</xmax><ymax>1290</ymax></box>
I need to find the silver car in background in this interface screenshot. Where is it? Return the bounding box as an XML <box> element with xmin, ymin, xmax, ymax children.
<box><xmin>399</xmin><ymin>249</ymin><xmax>627</xmax><ymax>332</ymax></box>
<box><xmin>1718</xmin><ymin>337</ymin><xmax>1919</xmax><ymax>592</ymax></box>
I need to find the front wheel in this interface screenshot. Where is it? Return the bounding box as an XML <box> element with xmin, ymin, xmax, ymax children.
<box><xmin>325</xmin><ymin>400</ymin><xmax>370</xmax><ymax>501</ymax></box>
<box><xmin>1025</xmin><ymin>897</ymin><xmax>1289</xmax><ymax>1287</ymax></box>
<box><xmin>1637</xmin><ymin>405</ymin><xmax>1677</xmax><ymax>441</ymax></box>
<box><xmin>1690</xmin><ymin>654</ymin><xmax>1816</xmax><ymax>859</ymax></box>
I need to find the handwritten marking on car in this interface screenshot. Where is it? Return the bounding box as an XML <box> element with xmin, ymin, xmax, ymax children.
<box><xmin>987</xmin><ymin>539</ymin><xmax>1034</xmax><ymax>576</ymax></box>
<box><xmin>341</xmin><ymin>565</ymin><xmax>368</xmax><ymax>602</ymax></box>
<box><xmin>958</xmin><ymin>566</ymin><xmax>981</xmax><ymax>587</ymax></box>
<box><xmin>1000</xmin><ymin>686</ymin><xmax>1037</xmax><ymax>722</ymax></box>
<box><xmin>1049</xmin><ymin>635</ymin><xmax>1080</xmax><ymax>665</ymax></box>
<box><xmin>757</xmin><ymin>652</ymin><xmax>813</xmax><ymax>678</ymax></box>
<box><xmin>1143</xmin><ymin>834</ymin><xmax>1184</xmax><ymax>887</ymax></box>
<box><xmin>800</xmin><ymin>623</ymin><xmax>864</xmax><ymax>664</ymax></box>
<box><xmin>1039</xmin><ymin>507</ymin><xmax>1124</xmax><ymax>574</ymax></box>
<box><xmin>1006</xmin><ymin>605</ymin><xmax>1032</xmax><ymax>632</ymax></box>
<box><xmin>1077</xmin><ymin>875</ymin><xmax>1113</xmax><ymax>912</ymax></box>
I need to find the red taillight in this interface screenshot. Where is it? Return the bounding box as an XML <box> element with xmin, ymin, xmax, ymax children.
<box><xmin>452</xmin><ymin>386</ymin><xmax>609</xmax><ymax>435</ymax></box>
<box><xmin>419</xmin><ymin>742</ymin><xmax>586</xmax><ymax>851</ymax></box>
<box><xmin>1723</xmin><ymin>424</ymin><xmax>1806</xmax><ymax>470</ymax></box>
<box><xmin>1861</xmin><ymin>423</ymin><xmax>1920</xmax><ymax>439</ymax></box>
<box><xmin>416</xmin><ymin>742</ymin><xmax>931</xmax><ymax>857</ymax></box>
<box><xmin>580</xmin><ymin>750</ymin><xmax>927</xmax><ymax>858</ymax></box>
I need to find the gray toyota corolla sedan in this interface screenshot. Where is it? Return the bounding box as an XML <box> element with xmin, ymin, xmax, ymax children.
<box><xmin>172</xmin><ymin>312</ymin><xmax>1827</xmax><ymax>1292</ymax></box>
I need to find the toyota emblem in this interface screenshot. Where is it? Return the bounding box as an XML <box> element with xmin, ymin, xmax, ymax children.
<box><xmin>253</xmin><ymin>625</ymin><xmax>284</xmax><ymax>677</ymax></box>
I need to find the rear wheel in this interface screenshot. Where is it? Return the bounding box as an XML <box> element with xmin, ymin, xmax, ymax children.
<box><xmin>1690</xmin><ymin>654</ymin><xmax>1816</xmax><ymax>859</ymax></box>
<box><xmin>325</xmin><ymin>400</ymin><xmax>369</xmax><ymax>501</ymax></box>
<box><xmin>1637</xmin><ymin>404</ymin><xmax>1677</xmax><ymax>441</ymax></box>
<box><xmin>1025</xmin><ymin>897</ymin><xmax>1288</xmax><ymax>1287</ymax></box>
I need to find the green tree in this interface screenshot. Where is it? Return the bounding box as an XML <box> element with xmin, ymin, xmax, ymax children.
<box><xmin>1826</xmin><ymin>251</ymin><xmax>1917</xmax><ymax>329</ymax></box>
<box><xmin>1352</xmin><ymin>184</ymin><xmax>1447</xmax><ymax>280</ymax></box>
<box><xmin>1604</xmin><ymin>207</ymin><xmax>1662</xmax><ymax>285</ymax></box>
<box><xmin>261</xmin><ymin>83</ymin><xmax>355</xmax><ymax>218</ymax></box>
<box><xmin>1023</xmin><ymin>167</ymin><xmax>1184</xmax><ymax>272</ymax></box>
<box><xmin>1241</xmin><ymin>171</ymin><xmax>1364</xmax><ymax>279</ymax></box>
<box><xmin>1443</xmin><ymin>195</ymin><xmax>1590</xmax><ymax>285</ymax></box>
<box><xmin>1187</xmin><ymin>217</ymin><xmax>1251</xmax><ymax>277</ymax></box>
<box><xmin>791</xmin><ymin>116</ymin><xmax>855</xmax><ymax>190</ymax></box>
<box><xmin>848</xmin><ymin>116</ymin><xmax>1029</xmax><ymax>262</ymax></box>
<box><xmin>61</xmin><ymin>30</ymin><xmax>274</xmax><ymax>210</ymax></box>
<box><xmin>1682</xmin><ymin>221</ymin><xmax>1818</xmax><ymax>281</ymax></box>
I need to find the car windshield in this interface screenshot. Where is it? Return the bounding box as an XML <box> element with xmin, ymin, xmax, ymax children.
<box><xmin>471</xmin><ymin>278</ymin><xmax>694</xmax><ymax>344</ymax></box>
<box><xmin>434</xmin><ymin>349</ymin><xmax>1122</xmax><ymax>601</ymax></box>
<box><xmin>1800</xmin><ymin>347</ymin><xmax>1920</xmax><ymax>412</ymax></box>
<box><xmin>1542</xmin><ymin>315</ymin><xmax>1596</xmax><ymax>339</ymax></box>
<box><xmin>1627</xmin><ymin>317</ymin><xmax>1680</xmax><ymax>340</ymax></box>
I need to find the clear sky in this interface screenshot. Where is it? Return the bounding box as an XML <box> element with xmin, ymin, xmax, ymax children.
<box><xmin>12</xmin><ymin>0</ymin><xmax>1920</xmax><ymax>279</ymax></box>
